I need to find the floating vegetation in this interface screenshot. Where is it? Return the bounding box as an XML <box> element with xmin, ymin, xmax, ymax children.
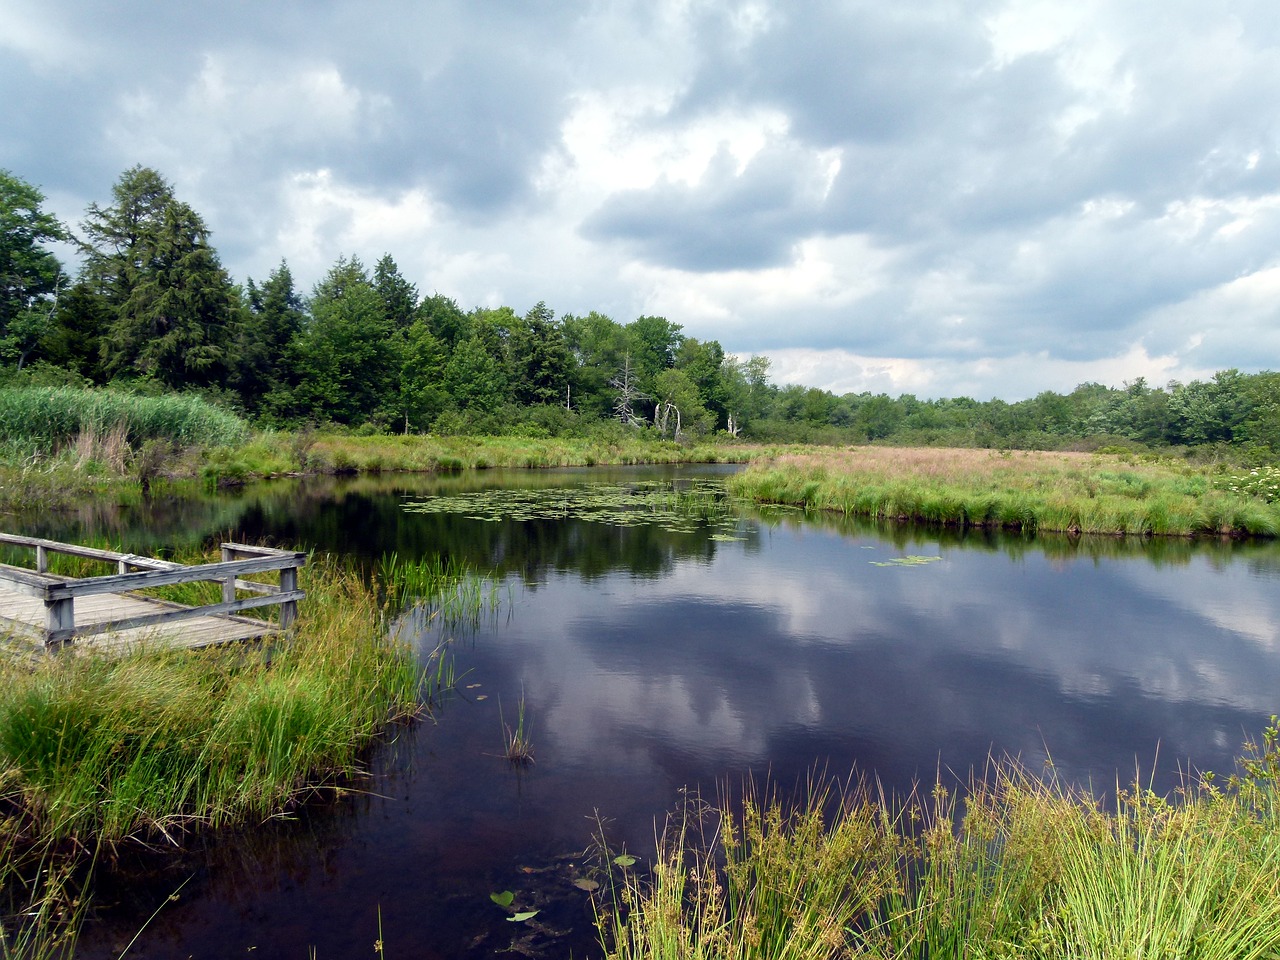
<box><xmin>402</xmin><ymin>479</ymin><xmax>747</xmax><ymax>539</ymax></box>
<box><xmin>869</xmin><ymin>555</ymin><xmax>944</xmax><ymax>567</ymax></box>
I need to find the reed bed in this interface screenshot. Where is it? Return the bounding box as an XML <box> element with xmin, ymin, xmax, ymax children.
<box><xmin>600</xmin><ymin>741</ymin><xmax>1280</xmax><ymax>960</ymax></box>
<box><xmin>0</xmin><ymin>387</ymin><xmax>249</xmax><ymax>450</ymax></box>
<box><xmin>729</xmin><ymin>447</ymin><xmax>1280</xmax><ymax>537</ymax></box>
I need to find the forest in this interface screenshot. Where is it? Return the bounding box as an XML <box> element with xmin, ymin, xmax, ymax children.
<box><xmin>4</xmin><ymin>164</ymin><xmax>1280</xmax><ymax>458</ymax></box>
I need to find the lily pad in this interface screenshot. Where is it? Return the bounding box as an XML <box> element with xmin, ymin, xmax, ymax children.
<box><xmin>612</xmin><ymin>854</ymin><xmax>637</xmax><ymax>868</ymax></box>
<box><xmin>490</xmin><ymin>890</ymin><xmax>515</xmax><ymax>907</ymax></box>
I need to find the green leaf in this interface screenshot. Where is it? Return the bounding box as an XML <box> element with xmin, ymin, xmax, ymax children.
<box><xmin>490</xmin><ymin>890</ymin><xmax>514</xmax><ymax>907</ymax></box>
<box><xmin>573</xmin><ymin>878</ymin><xmax>600</xmax><ymax>892</ymax></box>
<box><xmin>613</xmin><ymin>855</ymin><xmax>637</xmax><ymax>868</ymax></box>
<box><xmin>508</xmin><ymin>910</ymin><xmax>539</xmax><ymax>922</ymax></box>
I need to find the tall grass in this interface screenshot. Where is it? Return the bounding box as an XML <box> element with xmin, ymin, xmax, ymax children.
<box><xmin>730</xmin><ymin>447</ymin><xmax>1280</xmax><ymax>537</ymax></box>
<box><xmin>0</xmin><ymin>387</ymin><xmax>249</xmax><ymax>450</ymax></box>
<box><xmin>0</xmin><ymin>553</ymin><xmax>423</xmax><ymax>849</ymax></box>
<box><xmin>377</xmin><ymin>552</ymin><xmax>506</xmax><ymax>630</ymax></box>
<box><xmin>599</xmin><ymin>750</ymin><xmax>1280</xmax><ymax>960</ymax></box>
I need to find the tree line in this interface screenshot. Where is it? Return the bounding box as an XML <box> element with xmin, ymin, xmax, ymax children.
<box><xmin>3</xmin><ymin>164</ymin><xmax>1280</xmax><ymax>456</ymax></box>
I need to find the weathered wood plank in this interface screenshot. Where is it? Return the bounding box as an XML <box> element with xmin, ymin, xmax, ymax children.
<box><xmin>0</xmin><ymin>536</ymin><xmax>307</xmax><ymax>654</ymax></box>
<box><xmin>48</xmin><ymin>590</ymin><xmax>306</xmax><ymax>643</ymax></box>
<box><xmin>46</xmin><ymin>553</ymin><xmax>307</xmax><ymax>601</ymax></box>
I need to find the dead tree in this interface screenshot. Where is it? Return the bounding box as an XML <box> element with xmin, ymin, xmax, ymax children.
<box><xmin>609</xmin><ymin>355</ymin><xmax>649</xmax><ymax>427</ymax></box>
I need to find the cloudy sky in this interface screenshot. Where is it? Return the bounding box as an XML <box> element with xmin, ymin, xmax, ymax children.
<box><xmin>4</xmin><ymin>0</ymin><xmax>1279</xmax><ymax>400</ymax></box>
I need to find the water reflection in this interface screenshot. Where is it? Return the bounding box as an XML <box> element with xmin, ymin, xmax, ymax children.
<box><xmin>44</xmin><ymin>466</ymin><xmax>1280</xmax><ymax>960</ymax></box>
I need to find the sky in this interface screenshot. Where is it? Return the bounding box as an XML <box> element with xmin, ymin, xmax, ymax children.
<box><xmin>3</xmin><ymin>0</ymin><xmax>1280</xmax><ymax>401</ymax></box>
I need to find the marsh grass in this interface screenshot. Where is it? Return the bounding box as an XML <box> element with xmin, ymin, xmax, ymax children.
<box><xmin>730</xmin><ymin>447</ymin><xmax>1280</xmax><ymax>537</ymax></box>
<box><xmin>0</xmin><ymin>551</ymin><xmax>427</xmax><ymax>852</ymax></box>
<box><xmin>599</xmin><ymin>751</ymin><xmax>1280</xmax><ymax>960</ymax></box>
<box><xmin>0</xmin><ymin>388</ymin><xmax>248</xmax><ymax>450</ymax></box>
<box><xmin>500</xmin><ymin>694</ymin><xmax>533</xmax><ymax>765</ymax></box>
<box><xmin>377</xmin><ymin>553</ymin><xmax>505</xmax><ymax>630</ymax></box>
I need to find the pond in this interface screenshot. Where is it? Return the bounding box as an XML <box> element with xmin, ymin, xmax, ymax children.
<box><xmin>34</xmin><ymin>465</ymin><xmax>1280</xmax><ymax>960</ymax></box>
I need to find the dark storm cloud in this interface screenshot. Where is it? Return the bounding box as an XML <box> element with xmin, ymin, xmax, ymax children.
<box><xmin>582</xmin><ymin>142</ymin><xmax>833</xmax><ymax>271</ymax></box>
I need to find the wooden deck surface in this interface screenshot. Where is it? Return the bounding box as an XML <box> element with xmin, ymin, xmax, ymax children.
<box><xmin>0</xmin><ymin>579</ymin><xmax>277</xmax><ymax>659</ymax></box>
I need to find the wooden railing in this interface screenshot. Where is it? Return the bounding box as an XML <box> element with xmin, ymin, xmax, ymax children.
<box><xmin>0</xmin><ymin>534</ymin><xmax>306</xmax><ymax>649</ymax></box>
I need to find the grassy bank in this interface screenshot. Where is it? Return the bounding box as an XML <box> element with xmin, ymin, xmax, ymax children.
<box><xmin>0</xmin><ymin>422</ymin><xmax>767</xmax><ymax>512</ymax></box>
<box><xmin>0</xmin><ymin>550</ymin><xmax>441</xmax><ymax>955</ymax></box>
<box><xmin>729</xmin><ymin>447</ymin><xmax>1280</xmax><ymax>536</ymax></box>
<box><xmin>600</xmin><ymin>734</ymin><xmax>1280</xmax><ymax>960</ymax></box>
<box><xmin>199</xmin><ymin>431</ymin><xmax>760</xmax><ymax>483</ymax></box>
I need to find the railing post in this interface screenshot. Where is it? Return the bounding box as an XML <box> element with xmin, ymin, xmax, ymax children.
<box><xmin>36</xmin><ymin>544</ymin><xmax>47</xmax><ymax>573</ymax></box>
<box><xmin>45</xmin><ymin>595</ymin><xmax>74</xmax><ymax>649</ymax></box>
<box><xmin>221</xmin><ymin>544</ymin><xmax>236</xmax><ymax>605</ymax></box>
<box><xmin>279</xmin><ymin>564</ymin><xmax>299</xmax><ymax>629</ymax></box>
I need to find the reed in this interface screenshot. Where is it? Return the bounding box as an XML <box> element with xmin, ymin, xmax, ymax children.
<box><xmin>500</xmin><ymin>694</ymin><xmax>533</xmax><ymax>765</ymax></box>
<box><xmin>376</xmin><ymin>552</ymin><xmax>505</xmax><ymax>629</ymax></box>
<box><xmin>730</xmin><ymin>447</ymin><xmax>1280</xmax><ymax>537</ymax></box>
<box><xmin>0</xmin><ymin>387</ymin><xmax>248</xmax><ymax>450</ymax></box>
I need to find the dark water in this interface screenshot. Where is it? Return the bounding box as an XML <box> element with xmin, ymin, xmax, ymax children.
<box><xmin>36</xmin><ymin>466</ymin><xmax>1280</xmax><ymax>959</ymax></box>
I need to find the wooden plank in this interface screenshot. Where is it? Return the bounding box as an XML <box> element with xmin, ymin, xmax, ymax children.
<box><xmin>0</xmin><ymin>562</ymin><xmax>63</xmax><ymax>598</ymax></box>
<box><xmin>50</xmin><ymin>590</ymin><xmax>306</xmax><ymax>643</ymax></box>
<box><xmin>47</xmin><ymin>553</ymin><xmax>306</xmax><ymax>601</ymax></box>
<box><xmin>0</xmin><ymin>536</ymin><xmax>307</xmax><ymax>656</ymax></box>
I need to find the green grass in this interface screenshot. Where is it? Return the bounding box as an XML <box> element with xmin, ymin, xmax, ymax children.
<box><xmin>0</xmin><ymin>387</ymin><xmax>249</xmax><ymax>451</ymax></box>
<box><xmin>599</xmin><ymin>745</ymin><xmax>1280</xmax><ymax>960</ymax></box>
<box><xmin>0</xmin><ymin>543</ymin><xmax>493</xmax><ymax>956</ymax></box>
<box><xmin>0</xmin><ymin>553</ymin><xmax>427</xmax><ymax>848</ymax></box>
<box><xmin>0</xmin><ymin>547</ymin><xmax>475</xmax><ymax>956</ymax></box>
<box><xmin>730</xmin><ymin>447</ymin><xmax>1280</xmax><ymax>537</ymax></box>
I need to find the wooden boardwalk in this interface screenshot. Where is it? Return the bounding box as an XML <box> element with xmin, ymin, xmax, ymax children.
<box><xmin>0</xmin><ymin>535</ymin><xmax>306</xmax><ymax>658</ymax></box>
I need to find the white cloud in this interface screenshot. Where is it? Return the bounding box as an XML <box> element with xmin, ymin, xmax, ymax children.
<box><xmin>7</xmin><ymin>0</ymin><xmax>1280</xmax><ymax>398</ymax></box>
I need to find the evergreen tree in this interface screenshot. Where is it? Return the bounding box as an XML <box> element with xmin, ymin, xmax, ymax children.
<box><xmin>80</xmin><ymin>166</ymin><xmax>236</xmax><ymax>388</ymax></box>
<box><xmin>511</xmin><ymin>301</ymin><xmax>570</xmax><ymax>406</ymax></box>
<box><xmin>374</xmin><ymin>254</ymin><xmax>419</xmax><ymax>331</ymax></box>
<box><xmin>41</xmin><ymin>280</ymin><xmax>109</xmax><ymax>382</ymax></box>
<box><xmin>443</xmin><ymin>333</ymin><xmax>508</xmax><ymax>411</ymax></box>
<box><xmin>418</xmin><ymin>293</ymin><xmax>468</xmax><ymax>348</ymax></box>
<box><xmin>234</xmin><ymin>260</ymin><xmax>306</xmax><ymax>415</ymax></box>
<box><xmin>398</xmin><ymin>319</ymin><xmax>449</xmax><ymax>431</ymax></box>
<box><xmin>289</xmin><ymin>256</ymin><xmax>397</xmax><ymax>425</ymax></box>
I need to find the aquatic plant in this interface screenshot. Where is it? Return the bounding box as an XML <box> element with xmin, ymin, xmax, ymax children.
<box><xmin>377</xmin><ymin>552</ymin><xmax>505</xmax><ymax>629</ymax></box>
<box><xmin>0</xmin><ymin>552</ymin><xmax>424</xmax><ymax>848</ymax></box>
<box><xmin>401</xmin><ymin>478</ymin><xmax>745</xmax><ymax>539</ymax></box>
<box><xmin>500</xmin><ymin>694</ymin><xmax>533</xmax><ymax>765</ymax></box>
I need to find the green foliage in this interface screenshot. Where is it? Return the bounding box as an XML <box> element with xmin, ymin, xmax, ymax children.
<box><xmin>15</xmin><ymin>160</ymin><xmax>1280</xmax><ymax>455</ymax></box>
<box><xmin>234</xmin><ymin>261</ymin><xmax>305</xmax><ymax>416</ymax></box>
<box><xmin>288</xmin><ymin>256</ymin><xmax>398</xmax><ymax>425</ymax></box>
<box><xmin>0</xmin><ymin>170</ymin><xmax>68</xmax><ymax>372</ymax></box>
<box><xmin>731</xmin><ymin>447</ymin><xmax>1280</xmax><ymax>536</ymax></box>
